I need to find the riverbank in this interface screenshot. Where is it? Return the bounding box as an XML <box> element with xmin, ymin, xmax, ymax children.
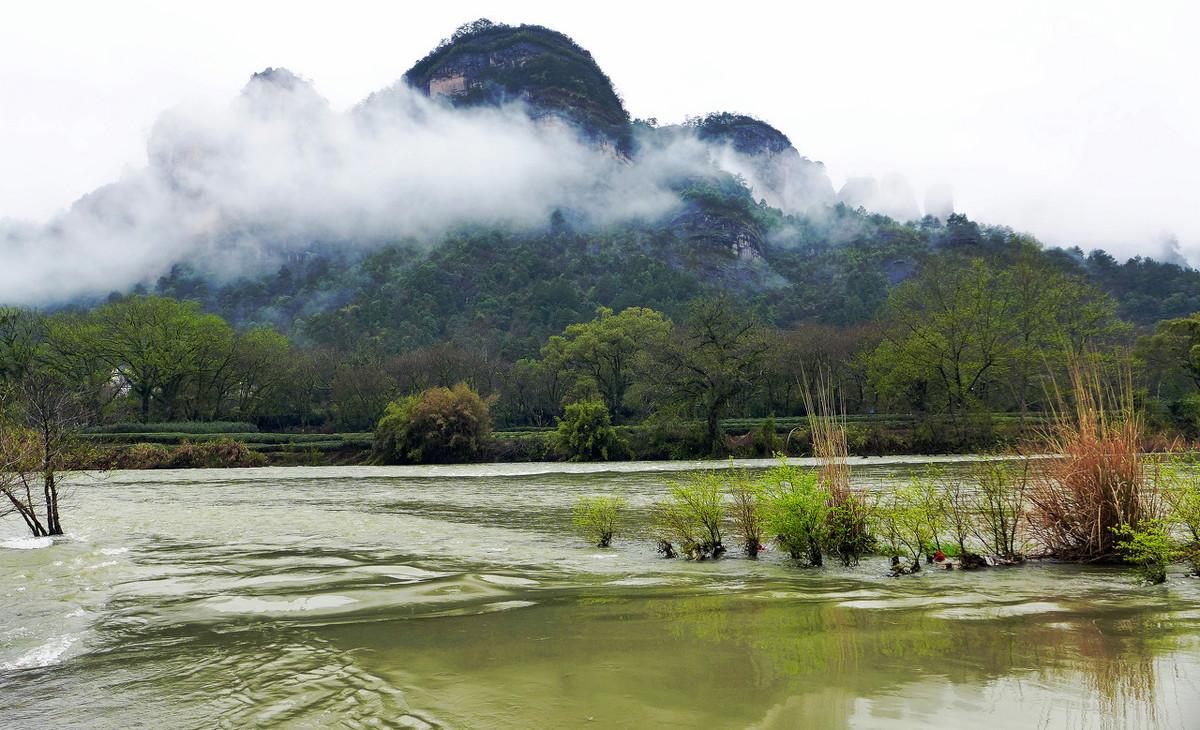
<box><xmin>76</xmin><ymin>414</ymin><xmax>1092</xmax><ymax>469</ymax></box>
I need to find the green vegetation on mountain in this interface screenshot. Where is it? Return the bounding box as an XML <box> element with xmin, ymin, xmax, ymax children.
<box><xmin>403</xmin><ymin>19</ymin><xmax>632</xmax><ymax>151</ymax></box>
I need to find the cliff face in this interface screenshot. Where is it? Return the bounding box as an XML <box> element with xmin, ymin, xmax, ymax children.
<box><xmin>402</xmin><ymin>20</ymin><xmax>632</xmax><ymax>153</ymax></box>
<box><xmin>692</xmin><ymin>113</ymin><xmax>835</xmax><ymax>214</ymax></box>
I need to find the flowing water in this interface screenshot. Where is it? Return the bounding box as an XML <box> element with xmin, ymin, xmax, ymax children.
<box><xmin>2</xmin><ymin>458</ymin><xmax>1198</xmax><ymax>729</ymax></box>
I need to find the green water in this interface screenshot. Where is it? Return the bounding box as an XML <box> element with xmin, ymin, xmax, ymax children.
<box><xmin>2</xmin><ymin>458</ymin><xmax>1198</xmax><ymax>728</ymax></box>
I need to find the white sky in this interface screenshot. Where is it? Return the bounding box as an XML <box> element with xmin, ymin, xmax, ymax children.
<box><xmin>2</xmin><ymin>0</ymin><xmax>1198</xmax><ymax>262</ymax></box>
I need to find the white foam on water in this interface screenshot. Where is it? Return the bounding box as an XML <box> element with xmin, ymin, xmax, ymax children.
<box><xmin>207</xmin><ymin>594</ymin><xmax>358</xmax><ymax>614</ymax></box>
<box><xmin>0</xmin><ymin>536</ymin><xmax>54</xmax><ymax>550</ymax></box>
<box><xmin>354</xmin><ymin>565</ymin><xmax>450</xmax><ymax>582</ymax></box>
<box><xmin>479</xmin><ymin>574</ymin><xmax>539</xmax><ymax>587</ymax></box>
<box><xmin>931</xmin><ymin>601</ymin><xmax>1069</xmax><ymax>620</ymax></box>
<box><xmin>480</xmin><ymin>600</ymin><xmax>537</xmax><ymax>613</ymax></box>
<box><xmin>0</xmin><ymin>634</ymin><xmax>78</xmax><ymax>671</ymax></box>
<box><xmin>99</xmin><ymin>547</ymin><xmax>130</xmax><ymax>556</ymax></box>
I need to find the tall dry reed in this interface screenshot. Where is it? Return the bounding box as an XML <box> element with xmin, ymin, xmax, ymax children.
<box><xmin>802</xmin><ymin>371</ymin><xmax>872</xmax><ymax>564</ymax></box>
<box><xmin>1026</xmin><ymin>360</ymin><xmax>1162</xmax><ymax>562</ymax></box>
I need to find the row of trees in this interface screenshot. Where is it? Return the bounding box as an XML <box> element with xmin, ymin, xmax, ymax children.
<box><xmin>2</xmin><ymin>246</ymin><xmax>1198</xmax><ymax>448</ymax></box>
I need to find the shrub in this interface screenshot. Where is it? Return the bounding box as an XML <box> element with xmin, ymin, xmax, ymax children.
<box><xmin>969</xmin><ymin>460</ymin><xmax>1030</xmax><ymax>559</ymax></box>
<box><xmin>653</xmin><ymin>470</ymin><xmax>725</xmax><ymax>559</ymax></box>
<box><xmin>373</xmin><ymin>383</ymin><xmax>492</xmax><ymax>464</ymax></box>
<box><xmin>167</xmin><ymin>438</ymin><xmax>267</xmax><ymax>468</ymax></box>
<box><xmin>826</xmin><ymin>493</ymin><xmax>875</xmax><ymax>566</ymax></box>
<box><xmin>1165</xmin><ymin>466</ymin><xmax>1200</xmax><ymax>575</ymax></box>
<box><xmin>726</xmin><ymin>466</ymin><xmax>764</xmax><ymax>557</ymax></box>
<box><xmin>761</xmin><ymin>464</ymin><xmax>829</xmax><ymax>566</ymax></box>
<box><xmin>572</xmin><ymin>495</ymin><xmax>626</xmax><ymax>547</ymax></box>
<box><xmin>1113</xmin><ymin>519</ymin><xmax>1174</xmax><ymax>584</ymax></box>
<box><xmin>875</xmin><ymin>479</ymin><xmax>938</xmax><ymax>571</ymax></box>
<box><xmin>93</xmin><ymin>439</ymin><xmax>266</xmax><ymax>469</ymax></box>
<box><xmin>754</xmin><ymin>416</ymin><xmax>778</xmax><ymax>456</ymax></box>
<box><xmin>556</xmin><ymin>400</ymin><xmax>625</xmax><ymax>461</ymax></box>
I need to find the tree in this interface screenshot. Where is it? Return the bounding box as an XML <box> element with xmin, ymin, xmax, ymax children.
<box><xmin>0</xmin><ymin>370</ymin><xmax>90</xmax><ymax>536</ymax></box>
<box><xmin>544</xmin><ymin>307</ymin><xmax>671</xmax><ymax>420</ymax></box>
<box><xmin>88</xmin><ymin>296</ymin><xmax>235</xmax><ymax>422</ymax></box>
<box><xmin>870</xmin><ymin>257</ymin><xmax>1018</xmax><ymax>419</ymax></box>
<box><xmin>556</xmin><ymin>399</ymin><xmax>624</xmax><ymax>461</ymax></box>
<box><xmin>644</xmin><ymin>296</ymin><xmax>769</xmax><ymax>454</ymax></box>
<box><xmin>1136</xmin><ymin>313</ymin><xmax>1200</xmax><ymax>397</ymax></box>
<box><xmin>373</xmin><ymin>383</ymin><xmax>493</xmax><ymax>464</ymax></box>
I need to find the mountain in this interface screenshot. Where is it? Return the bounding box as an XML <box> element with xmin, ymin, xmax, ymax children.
<box><xmin>390</xmin><ymin>19</ymin><xmax>632</xmax><ymax>154</ymax></box>
<box><xmin>14</xmin><ymin>19</ymin><xmax>1200</xmax><ymax>352</ymax></box>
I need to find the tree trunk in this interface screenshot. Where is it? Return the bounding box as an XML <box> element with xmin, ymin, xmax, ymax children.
<box><xmin>706</xmin><ymin>408</ymin><xmax>722</xmax><ymax>456</ymax></box>
<box><xmin>43</xmin><ymin>470</ymin><xmax>62</xmax><ymax>535</ymax></box>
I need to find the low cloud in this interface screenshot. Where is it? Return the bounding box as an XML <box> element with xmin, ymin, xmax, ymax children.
<box><xmin>0</xmin><ymin>72</ymin><xmax>755</xmax><ymax>304</ymax></box>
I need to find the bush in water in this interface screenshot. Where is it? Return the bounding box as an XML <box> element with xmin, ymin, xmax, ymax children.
<box><xmin>653</xmin><ymin>470</ymin><xmax>725</xmax><ymax>559</ymax></box>
<box><xmin>761</xmin><ymin>464</ymin><xmax>829</xmax><ymax>567</ymax></box>
<box><xmin>1113</xmin><ymin>519</ymin><xmax>1174</xmax><ymax>584</ymax></box>
<box><xmin>875</xmin><ymin>479</ymin><xmax>939</xmax><ymax>572</ymax></box>
<box><xmin>572</xmin><ymin>495</ymin><xmax>625</xmax><ymax>547</ymax></box>
<box><xmin>726</xmin><ymin>466</ymin><xmax>764</xmax><ymax>557</ymax></box>
<box><xmin>1166</xmin><ymin>468</ymin><xmax>1200</xmax><ymax>575</ymax></box>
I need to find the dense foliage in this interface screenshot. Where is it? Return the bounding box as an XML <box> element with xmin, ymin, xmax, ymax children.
<box><xmin>372</xmin><ymin>383</ymin><xmax>492</xmax><ymax>464</ymax></box>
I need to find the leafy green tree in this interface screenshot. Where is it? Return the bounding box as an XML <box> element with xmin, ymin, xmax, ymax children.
<box><xmin>544</xmin><ymin>306</ymin><xmax>671</xmax><ymax>420</ymax></box>
<box><xmin>88</xmin><ymin>296</ymin><xmax>235</xmax><ymax>422</ymax></box>
<box><xmin>556</xmin><ymin>399</ymin><xmax>624</xmax><ymax>461</ymax></box>
<box><xmin>373</xmin><ymin>383</ymin><xmax>492</xmax><ymax>464</ymax></box>
<box><xmin>870</xmin><ymin>258</ymin><xmax>1018</xmax><ymax>419</ymax></box>
<box><xmin>644</xmin><ymin>296</ymin><xmax>769</xmax><ymax>454</ymax></box>
<box><xmin>0</xmin><ymin>307</ymin><xmax>45</xmax><ymax>383</ymax></box>
<box><xmin>1136</xmin><ymin>313</ymin><xmax>1200</xmax><ymax>397</ymax></box>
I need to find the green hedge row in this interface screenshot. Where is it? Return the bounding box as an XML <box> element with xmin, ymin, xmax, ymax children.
<box><xmin>85</xmin><ymin>421</ymin><xmax>259</xmax><ymax>434</ymax></box>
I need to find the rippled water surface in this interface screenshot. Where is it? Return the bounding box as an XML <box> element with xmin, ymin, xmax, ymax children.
<box><xmin>2</xmin><ymin>458</ymin><xmax>1198</xmax><ymax>728</ymax></box>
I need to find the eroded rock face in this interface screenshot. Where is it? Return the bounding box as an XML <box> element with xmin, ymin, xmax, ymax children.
<box><xmin>692</xmin><ymin>113</ymin><xmax>835</xmax><ymax>214</ymax></box>
<box><xmin>401</xmin><ymin>22</ymin><xmax>632</xmax><ymax>153</ymax></box>
<box><xmin>669</xmin><ymin>202</ymin><xmax>765</xmax><ymax>262</ymax></box>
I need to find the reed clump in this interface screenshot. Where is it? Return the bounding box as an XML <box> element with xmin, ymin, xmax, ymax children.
<box><xmin>1026</xmin><ymin>362</ymin><xmax>1162</xmax><ymax>562</ymax></box>
<box><xmin>804</xmin><ymin>373</ymin><xmax>873</xmax><ymax>565</ymax></box>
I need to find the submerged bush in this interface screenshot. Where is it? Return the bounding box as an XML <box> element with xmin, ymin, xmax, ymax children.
<box><xmin>653</xmin><ymin>470</ymin><xmax>725</xmax><ymax>559</ymax></box>
<box><xmin>761</xmin><ymin>464</ymin><xmax>829</xmax><ymax>566</ymax></box>
<box><xmin>556</xmin><ymin>400</ymin><xmax>626</xmax><ymax>461</ymax></box>
<box><xmin>1165</xmin><ymin>467</ymin><xmax>1200</xmax><ymax>576</ymax></box>
<box><xmin>1113</xmin><ymin>519</ymin><xmax>1174</xmax><ymax>584</ymax></box>
<box><xmin>969</xmin><ymin>460</ymin><xmax>1030</xmax><ymax>560</ymax></box>
<box><xmin>875</xmin><ymin>479</ymin><xmax>939</xmax><ymax>571</ymax></box>
<box><xmin>572</xmin><ymin>495</ymin><xmax>626</xmax><ymax>547</ymax></box>
<box><xmin>826</xmin><ymin>492</ymin><xmax>875</xmax><ymax>566</ymax></box>
<box><xmin>373</xmin><ymin>383</ymin><xmax>492</xmax><ymax>464</ymax></box>
<box><xmin>726</xmin><ymin>467</ymin><xmax>764</xmax><ymax>557</ymax></box>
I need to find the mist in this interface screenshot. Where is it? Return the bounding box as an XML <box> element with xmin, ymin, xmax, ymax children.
<box><xmin>0</xmin><ymin>72</ymin><xmax>756</xmax><ymax>305</ymax></box>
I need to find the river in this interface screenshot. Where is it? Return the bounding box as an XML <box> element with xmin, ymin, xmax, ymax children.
<box><xmin>2</xmin><ymin>458</ymin><xmax>1198</xmax><ymax>728</ymax></box>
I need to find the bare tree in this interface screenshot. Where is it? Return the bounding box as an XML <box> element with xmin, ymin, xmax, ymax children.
<box><xmin>0</xmin><ymin>372</ymin><xmax>90</xmax><ymax>536</ymax></box>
